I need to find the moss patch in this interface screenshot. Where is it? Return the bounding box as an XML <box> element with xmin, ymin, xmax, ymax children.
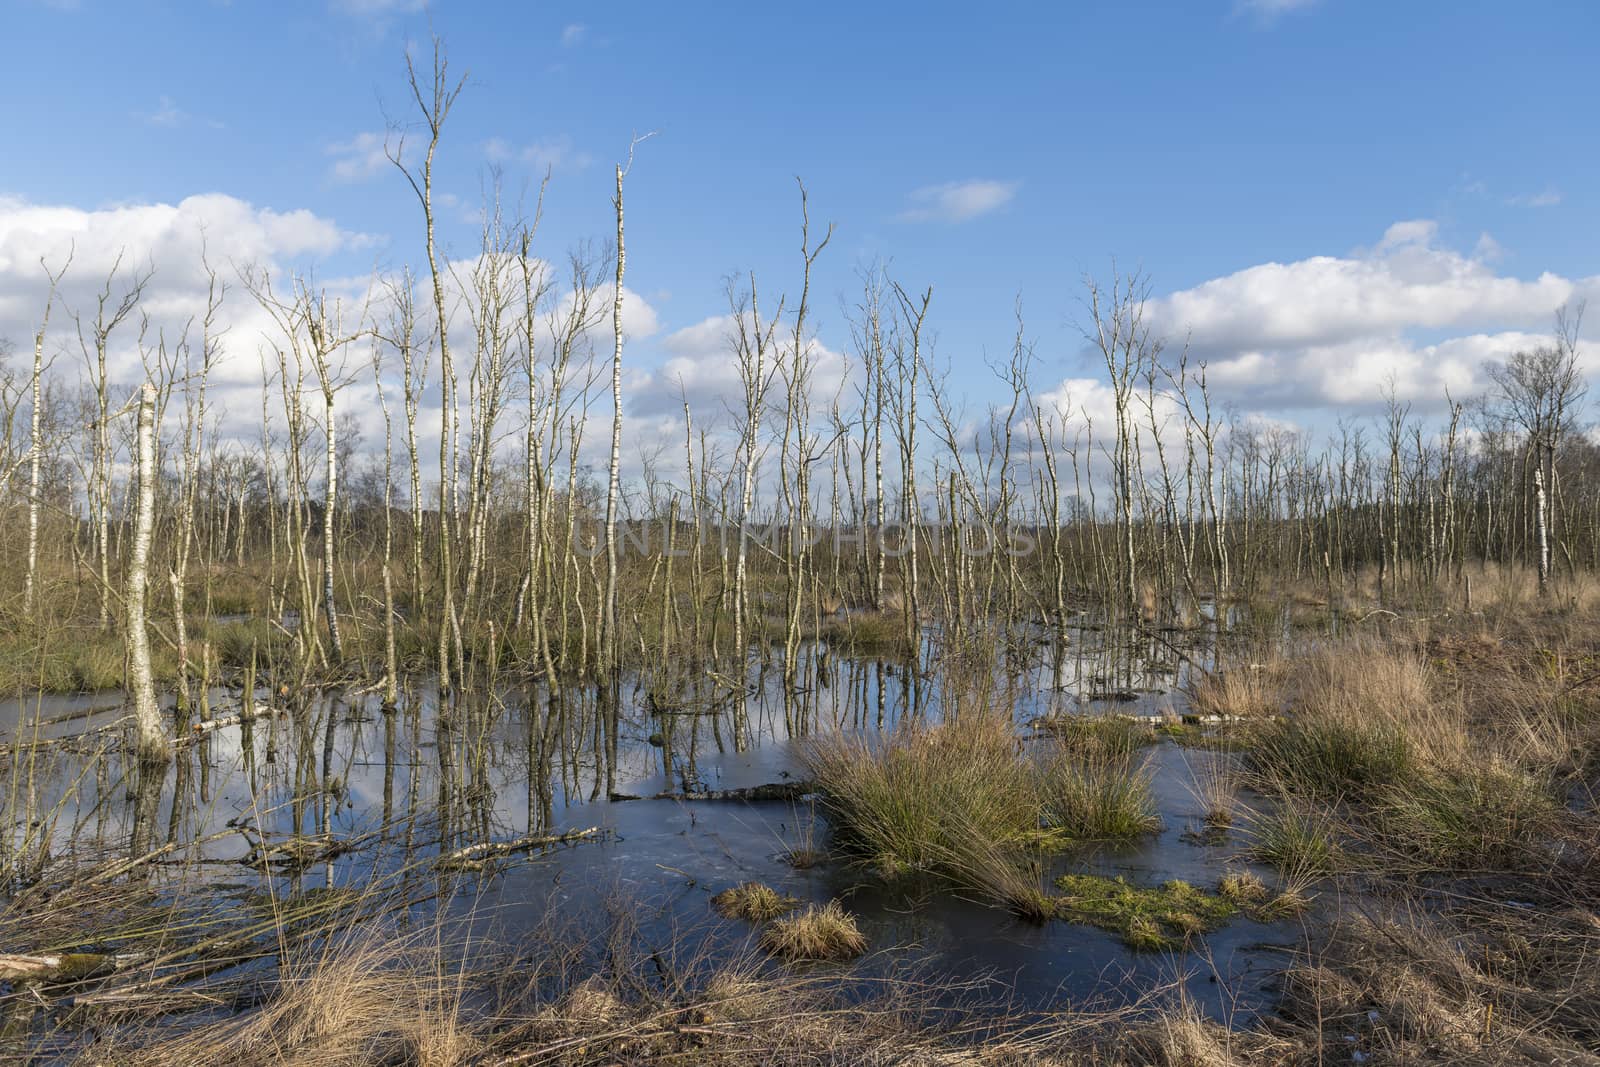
<box><xmin>1053</xmin><ymin>874</ymin><xmax>1237</xmax><ymax>950</ymax></box>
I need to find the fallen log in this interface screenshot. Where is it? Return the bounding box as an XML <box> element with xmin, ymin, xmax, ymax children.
<box><xmin>607</xmin><ymin>781</ymin><xmax>814</xmax><ymax>804</ymax></box>
<box><xmin>184</xmin><ymin>701</ymin><xmax>289</xmax><ymax>738</ymax></box>
<box><xmin>0</xmin><ymin>951</ymin><xmax>143</xmax><ymax>984</ymax></box>
<box><xmin>436</xmin><ymin>826</ymin><xmax>602</xmax><ymax>870</ymax></box>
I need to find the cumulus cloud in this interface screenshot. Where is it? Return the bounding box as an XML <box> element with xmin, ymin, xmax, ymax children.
<box><xmin>0</xmin><ymin>193</ymin><xmax>370</xmax><ymax>443</ymax></box>
<box><xmin>626</xmin><ymin>313</ymin><xmax>849</xmax><ymax>420</ymax></box>
<box><xmin>1150</xmin><ymin>221</ymin><xmax>1600</xmax><ymax>413</ymax></box>
<box><xmin>897</xmin><ymin>179</ymin><xmax>1019</xmax><ymax>224</ymax></box>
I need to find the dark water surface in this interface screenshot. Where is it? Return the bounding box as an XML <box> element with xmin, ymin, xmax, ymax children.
<box><xmin>2</xmin><ymin>616</ymin><xmax>1303</xmax><ymax>1030</ymax></box>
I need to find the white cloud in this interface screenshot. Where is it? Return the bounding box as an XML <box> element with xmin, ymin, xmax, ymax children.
<box><xmin>134</xmin><ymin>95</ymin><xmax>224</xmax><ymax>130</ymax></box>
<box><xmin>1233</xmin><ymin>0</ymin><xmax>1319</xmax><ymax>19</ymax></box>
<box><xmin>1151</xmin><ymin>221</ymin><xmax>1600</xmax><ymax>413</ymax></box>
<box><xmin>327</xmin><ymin>131</ymin><xmax>392</xmax><ymax>183</ymax></box>
<box><xmin>483</xmin><ymin>135</ymin><xmax>594</xmax><ymax>174</ymax></box>
<box><xmin>561</xmin><ymin>23</ymin><xmax>586</xmax><ymax>47</ymax></box>
<box><xmin>897</xmin><ymin>179</ymin><xmax>1019</xmax><ymax>224</ymax></box>
<box><xmin>1508</xmin><ymin>188</ymin><xmax>1562</xmax><ymax>208</ymax></box>
<box><xmin>1156</xmin><ymin>221</ymin><xmax>1576</xmax><ymax>353</ymax></box>
<box><xmin>0</xmin><ymin>193</ymin><xmax>368</xmax><ymax>440</ymax></box>
<box><xmin>626</xmin><ymin>313</ymin><xmax>849</xmax><ymax>421</ymax></box>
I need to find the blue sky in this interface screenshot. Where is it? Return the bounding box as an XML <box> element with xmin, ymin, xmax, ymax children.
<box><xmin>3</xmin><ymin>0</ymin><xmax>1599</xmax><ymax>454</ymax></box>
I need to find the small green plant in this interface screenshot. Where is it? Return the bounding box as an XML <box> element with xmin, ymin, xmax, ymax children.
<box><xmin>1217</xmin><ymin>870</ymin><xmax>1269</xmax><ymax>906</ymax></box>
<box><xmin>1245</xmin><ymin>798</ymin><xmax>1340</xmax><ymax>878</ymax></box>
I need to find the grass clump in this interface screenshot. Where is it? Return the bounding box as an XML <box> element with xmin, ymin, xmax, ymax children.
<box><xmin>1244</xmin><ymin>639</ymin><xmax>1434</xmax><ymax>799</ymax></box>
<box><xmin>1245</xmin><ymin>797</ymin><xmax>1340</xmax><ymax>878</ymax></box>
<box><xmin>1183</xmin><ymin>749</ymin><xmax>1238</xmax><ymax>830</ymax></box>
<box><xmin>1217</xmin><ymin>870</ymin><xmax>1269</xmax><ymax>906</ymax></box>
<box><xmin>813</xmin><ymin>610</ymin><xmax>914</xmax><ymax>657</ymax></box>
<box><xmin>1040</xmin><ymin>747</ymin><xmax>1161</xmax><ymax>841</ymax></box>
<box><xmin>802</xmin><ymin>712</ymin><xmax>1163</xmax><ymax>919</ymax></box>
<box><xmin>1039</xmin><ymin>714</ymin><xmax>1154</xmax><ymax>760</ymax></box>
<box><xmin>710</xmin><ymin>882</ymin><xmax>800</xmax><ymax>922</ymax></box>
<box><xmin>760</xmin><ymin>901</ymin><xmax>868</xmax><ymax>962</ymax></box>
<box><xmin>798</xmin><ymin>713</ymin><xmax>1038</xmax><ymax>877</ymax></box>
<box><xmin>1374</xmin><ymin>762</ymin><xmax>1561</xmax><ymax>870</ymax></box>
<box><xmin>1053</xmin><ymin>874</ymin><xmax>1237</xmax><ymax>950</ymax></box>
<box><xmin>1250</xmin><ymin>714</ymin><xmax>1414</xmax><ymax>798</ymax></box>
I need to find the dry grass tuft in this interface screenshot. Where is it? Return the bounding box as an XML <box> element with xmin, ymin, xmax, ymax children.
<box><xmin>1281</xmin><ymin>903</ymin><xmax>1600</xmax><ymax>1064</ymax></box>
<box><xmin>760</xmin><ymin>901</ymin><xmax>869</xmax><ymax>962</ymax></box>
<box><xmin>1217</xmin><ymin>870</ymin><xmax>1268</xmax><ymax>907</ymax></box>
<box><xmin>1187</xmin><ymin>659</ymin><xmax>1281</xmax><ymax>720</ymax></box>
<box><xmin>106</xmin><ymin>926</ymin><xmax>482</xmax><ymax>1066</ymax></box>
<box><xmin>799</xmin><ymin>712</ymin><xmax>1038</xmax><ymax>878</ymax></box>
<box><xmin>1181</xmin><ymin>749</ymin><xmax>1238</xmax><ymax>829</ymax></box>
<box><xmin>710</xmin><ymin>881</ymin><xmax>801</xmax><ymax>922</ymax></box>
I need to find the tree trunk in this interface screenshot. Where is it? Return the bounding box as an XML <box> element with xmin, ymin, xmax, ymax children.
<box><xmin>128</xmin><ymin>383</ymin><xmax>167</xmax><ymax>764</ymax></box>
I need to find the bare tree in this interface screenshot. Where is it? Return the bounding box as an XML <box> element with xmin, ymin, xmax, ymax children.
<box><xmin>1486</xmin><ymin>303</ymin><xmax>1587</xmax><ymax>593</ymax></box>
<box><xmin>389</xmin><ymin>34</ymin><xmax>467</xmax><ymax>692</ymax></box>
<box><xmin>1083</xmin><ymin>268</ymin><xmax>1161</xmax><ymax>614</ymax></box>
<box><xmin>602</xmin><ymin>134</ymin><xmax>653</xmax><ymax>682</ymax></box>
<box><xmin>23</xmin><ymin>254</ymin><xmax>71</xmax><ymax>615</ymax></box>
<box><xmin>76</xmin><ymin>252</ymin><xmax>152</xmax><ymax>629</ymax></box>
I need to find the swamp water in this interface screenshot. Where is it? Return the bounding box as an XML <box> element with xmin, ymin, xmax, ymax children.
<box><xmin>1</xmin><ymin>614</ymin><xmax>1305</xmax><ymax>1051</ymax></box>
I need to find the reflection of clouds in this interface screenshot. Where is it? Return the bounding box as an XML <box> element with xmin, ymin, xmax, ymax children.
<box><xmin>23</xmin><ymin>622</ymin><xmax>1197</xmax><ymax>870</ymax></box>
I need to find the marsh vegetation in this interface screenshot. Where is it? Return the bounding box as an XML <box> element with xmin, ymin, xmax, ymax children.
<box><xmin>4</xmin><ymin>37</ymin><xmax>1600</xmax><ymax>1067</ymax></box>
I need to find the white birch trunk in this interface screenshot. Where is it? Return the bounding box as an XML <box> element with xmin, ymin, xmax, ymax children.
<box><xmin>128</xmin><ymin>383</ymin><xmax>166</xmax><ymax>762</ymax></box>
<box><xmin>602</xmin><ymin>162</ymin><xmax>626</xmax><ymax>677</ymax></box>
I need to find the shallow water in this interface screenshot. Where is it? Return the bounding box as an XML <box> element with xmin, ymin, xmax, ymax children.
<box><xmin>1</xmin><ymin>611</ymin><xmax>1302</xmax><ymax>1028</ymax></box>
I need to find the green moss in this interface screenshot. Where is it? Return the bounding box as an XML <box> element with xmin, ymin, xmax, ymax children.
<box><xmin>1053</xmin><ymin>873</ymin><xmax>1238</xmax><ymax>950</ymax></box>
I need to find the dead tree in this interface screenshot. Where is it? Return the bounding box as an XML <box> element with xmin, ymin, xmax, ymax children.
<box><xmin>127</xmin><ymin>382</ymin><xmax>165</xmax><ymax>763</ymax></box>
<box><xmin>24</xmin><ymin>255</ymin><xmax>71</xmax><ymax>615</ymax></box>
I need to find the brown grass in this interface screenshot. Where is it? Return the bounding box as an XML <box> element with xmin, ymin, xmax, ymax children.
<box><xmin>760</xmin><ymin>901</ymin><xmax>869</xmax><ymax>962</ymax></box>
<box><xmin>1187</xmin><ymin>659</ymin><xmax>1281</xmax><ymax>720</ymax></box>
<box><xmin>1281</xmin><ymin>902</ymin><xmax>1600</xmax><ymax>1065</ymax></box>
<box><xmin>710</xmin><ymin>881</ymin><xmax>801</xmax><ymax>922</ymax></box>
<box><xmin>99</xmin><ymin>926</ymin><xmax>482</xmax><ymax>1066</ymax></box>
